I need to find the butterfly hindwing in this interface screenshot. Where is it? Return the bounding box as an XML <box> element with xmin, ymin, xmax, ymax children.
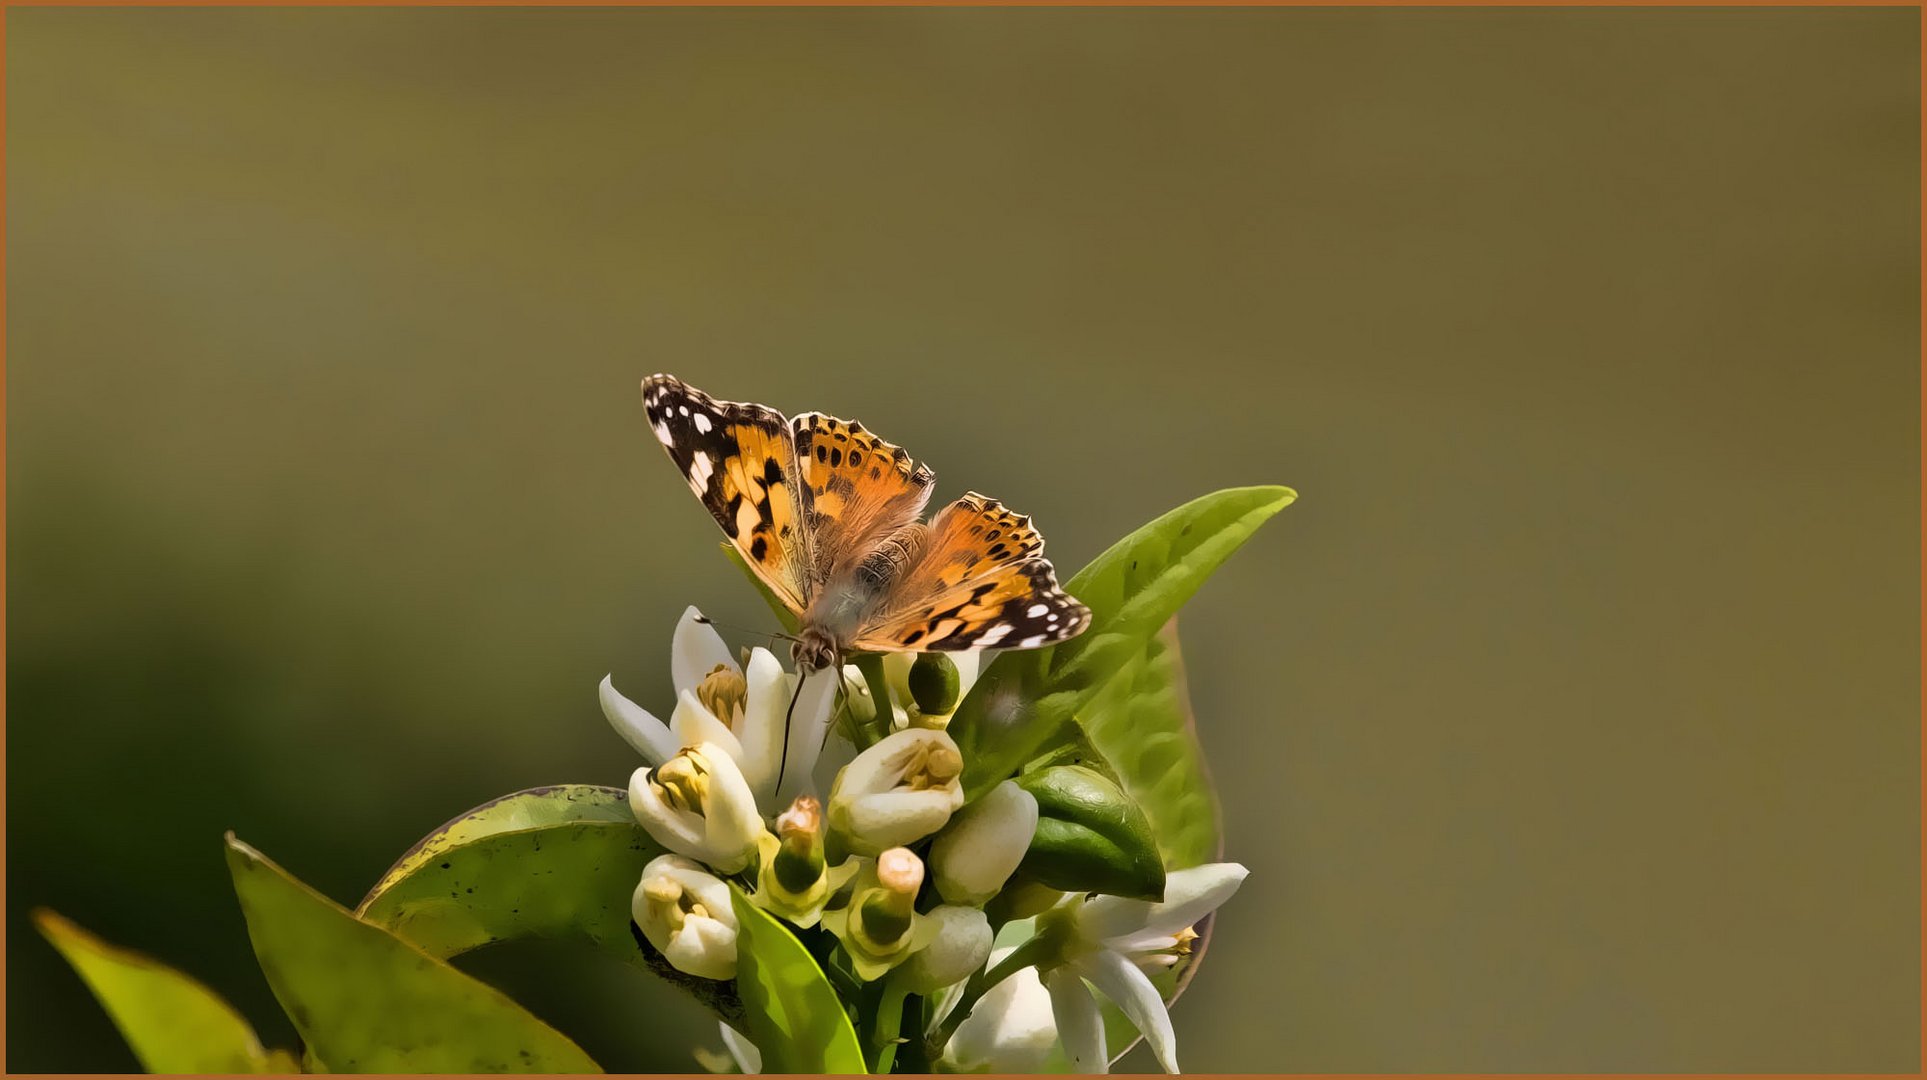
<box><xmin>792</xmin><ymin>412</ymin><xmax>936</xmax><ymax>585</ymax></box>
<box><xmin>642</xmin><ymin>375</ymin><xmax>813</xmax><ymax>614</ymax></box>
<box><xmin>852</xmin><ymin>492</ymin><xmax>1090</xmax><ymax>652</ymax></box>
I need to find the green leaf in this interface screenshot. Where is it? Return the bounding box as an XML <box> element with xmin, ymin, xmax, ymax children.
<box><xmin>728</xmin><ymin>885</ymin><xmax>867</xmax><ymax>1074</ymax></box>
<box><xmin>357</xmin><ymin>785</ymin><xmax>744</xmax><ymax>1024</ymax></box>
<box><xmin>1079</xmin><ymin>620</ymin><xmax>1221</xmax><ymax>870</ymax></box>
<box><xmin>1015</xmin><ymin>764</ymin><xmax>1165</xmax><ymax>901</ymax></box>
<box><xmin>226</xmin><ymin>833</ymin><xmax>601</xmax><ymax>1073</ymax></box>
<box><xmin>358</xmin><ymin>785</ymin><xmax>647</xmax><ymax>957</ymax></box>
<box><xmin>34</xmin><ymin>909</ymin><xmax>280</xmax><ymax>1073</ymax></box>
<box><xmin>951</xmin><ymin>485</ymin><xmax>1295</xmax><ymax>798</ymax></box>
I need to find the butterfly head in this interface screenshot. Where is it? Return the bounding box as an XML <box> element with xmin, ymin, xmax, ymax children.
<box><xmin>792</xmin><ymin>625</ymin><xmax>840</xmax><ymax>675</ymax></box>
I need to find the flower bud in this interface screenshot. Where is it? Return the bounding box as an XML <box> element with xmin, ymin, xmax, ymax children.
<box><xmin>939</xmin><ymin>957</ymin><xmax>1058</xmax><ymax>1073</ymax></box>
<box><xmin>632</xmin><ymin>854</ymin><xmax>739</xmax><ymax>981</ymax></box>
<box><xmin>900</xmin><ymin>905</ymin><xmax>992</xmax><ymax>992</ymax></box>
<box><xmin>827</xmin><ymin>728</ymin><xmax>966</xmax><ymax>855</ymax></box>
<box><xmin>752</xmin><ymin>795</ymin><xmax>858</xmax><ymax>929</ymax></box>
<box><xmin>628</xmin><ymin>742</ymin><xmax>764</xmax><ymax>873</ymax></box>
<box><xmin>882</xmin><ymin>651</ymin><xmax>981</xmax><ymax>728</ymax></box>
<box><xmin>930</xmin><ymin>780</ymin><xmax>1039</xmax><ymax>905</ymax></box>
<box><xmin>907</xmin><ymin>653</ymin><xmax>960</xmax><ymax>717</ymax></box>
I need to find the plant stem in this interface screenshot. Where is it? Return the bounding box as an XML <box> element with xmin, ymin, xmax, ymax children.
<box><xmin>900</xmin><ymin>993</ymin><xmax>931</xmax><ymax>1074</ymax></box>
<box><xmin>852</xmin><ymin>654</ymin><xmax>894</xmax><ymax>749</ymax></box>
<box><xmin>869</xmin><ymin>973</ymin><xmax>911</xmax><ymax>1074</ymax></box>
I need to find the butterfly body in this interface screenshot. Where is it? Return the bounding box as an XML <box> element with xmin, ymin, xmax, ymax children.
<box><xmin>641</xmin><ymin>374</ymin><xmax>1090</xmax><ymax>675</ymax></box>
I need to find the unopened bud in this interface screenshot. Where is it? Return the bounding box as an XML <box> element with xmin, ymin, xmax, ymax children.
<box><xmin>901</xmin><ymin>905</ymin><xmax>992</xmax><ymax>992</ymax></box>
<box><xmin>908</xmin><ymin>653</ymin><xmax>961</xmax><ymax>716</ymax></box>
<box><xmin>931</xmin><ymin>780</ymin><xmax>1038</xmax><ymax>905</ymax></box>
<box><xmin>772</xmin><ymin>796</ymin><xmax>826</xmax><ymax>895</ymax></box>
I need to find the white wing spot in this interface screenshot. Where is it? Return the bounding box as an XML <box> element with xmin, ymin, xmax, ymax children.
<box><xmin>1026</xmin><ymin>603</ymin><xmax>1050</xmax><ymax>618</ymax></box>
<box><xmin>693</xmin><ymin>413</ymin><xmax>713</xmax><ymax>434</ymax></box>
<box><xmin>690</xmin><ymin>451</ymin><xmax>715</xmax><ymax>490</ymax></box>
<box><xmin>679</xmin><ymin>405</ymin><xmax>691</xmax><ymax>417</ymax></box>
<box><xmin>976</xmin><ymin>624</ymin><xmax>1013</xmax><ymax>647</ymax></box>
<box><xmin>1018</xmin><ymin>634</ymin><xmax>1047</xmax><ymax>648</ymax></box>
<box><xmin>653</xmin><ymin>421</ymin><xmax>674</xmax><ymax>446</ymax></box>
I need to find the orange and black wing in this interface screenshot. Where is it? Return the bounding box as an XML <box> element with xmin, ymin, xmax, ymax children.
<box><xmin>792</xmin><ymin>412</ymin><xmax>935</xmax><ymax>586</ymax></box>
<box><xmin>642</xmin><ymin>374</ymin><xmax>814</xmax><ymax>615</ymax></box>
<box><xmin>851</xmin><ymin>492</ymin><xmax>1089</xmax><ymax>653</ymax></box>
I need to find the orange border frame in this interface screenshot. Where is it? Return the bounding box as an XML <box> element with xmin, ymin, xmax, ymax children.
<box><xmin>0</xmin><ymin>2</ymin><xmax>1916</xmax><ymax>1077</ymax></box>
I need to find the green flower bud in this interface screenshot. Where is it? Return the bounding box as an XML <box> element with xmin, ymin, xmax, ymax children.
<box><xmin>752</xmin><ymin>795</ymin><xmax>857</xmax><ymax>929</ymax></box>
<box><xmin>820</xmin><ymin>848</ymin><xmax>940</xmax><ymax>981</ymax></box>
<box><xmin>908</xmin><ymin>653</ymin><xmax>961</xmax><ymax>717</ymax></box>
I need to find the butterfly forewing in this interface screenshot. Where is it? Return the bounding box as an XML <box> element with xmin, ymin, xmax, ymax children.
<box><xmin>851</xmin><ymin>492</ymin><xmax>1091</xmax><ymax>652</ymax></box>
<box><xmin>642</xmin><ymin>375</ymin><xmax>814</xmax><ymax>614</ymax></box>
<box><xmin>792</xmin><ymin>412</ymin><xmax>936</xmax><ymax>585</ymax></box>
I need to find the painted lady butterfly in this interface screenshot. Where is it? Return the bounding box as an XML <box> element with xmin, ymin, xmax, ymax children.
<box><xmin>641</xmin><ymin>374</ymin><xmax>1091</xmax><ymax>675</ymax></box>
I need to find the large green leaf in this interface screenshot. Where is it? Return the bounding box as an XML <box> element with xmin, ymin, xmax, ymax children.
<box><xmin>1079</xmin><ymin>621</ymin><xmax>1221</xmax><ymax>871</ymax></box>
<box><xmin>358</xmin><ymin>785</ymin><xmax>743</xmax><ymax>1024</ymax></box>
<box><xmin>365</xmin><ymin>784</ymin><xmax>637</xmax><ymax>901</ymax></box>
<box><xmin>728</xmin><ymin>886</ymin><xmax>867</xmax><ymax>1074</ymax></box>
<box><xmin>226</xmin><ymin>834</ymin><xmax>601</xmax><ymax>1073</ymax></box>
<box><xmin>951</xmin><ymin>485</ymin><xmax>1295</xmax><ymax>797</ymax></box>
<box><xmin>359</xmin><ymin>785</ymin><xmax>647</xmax><ymax>957</ymax></box>
<box><xmin>34</xmin><ymin>909</ymin><xmax>288</xmax><ymax>1074</ymax></box>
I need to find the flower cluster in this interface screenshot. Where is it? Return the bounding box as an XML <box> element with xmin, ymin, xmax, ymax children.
<box><xmin>601</xmin><ymin>607</ymin><xmax>1247</xmax><ymax>1074</ymax></box>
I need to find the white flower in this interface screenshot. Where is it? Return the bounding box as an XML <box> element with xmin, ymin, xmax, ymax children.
<box><xmin>1040</xmin><ymin>863</ymin><xmax>1248</xmax><ymax>1074</ymax></box>
<box><xmin>938</xmin><ymin>952</ymin><xmax>1059</xmax><ymax>1073</ymax></box>
<box><xmin>633</xmin><ymin>854</ymin><xmax>739</xmax><ymax>981</ymax></box>
<box><xmin>930</xmin><ymin>780</ymin><xmax>1038</xmax><ymax>904</ymax></box>
<box><xmin>628</xmin><ymin>742</ymin><xmax>764</xmax><ymax>873</ymax></box>
<box><xmin>827</xmin><ymin>728</ymin><xmax>966</xmax><ymax>855</ymax></box>
<box><xmin>901</xmin><ymin>905</ymin><xmax>993</xmax><ymax>993</ymax></box>
<box><xmin>601</xmin><ymin>606</ymin><xmax>838</xmax><ymax>808</ymax></box>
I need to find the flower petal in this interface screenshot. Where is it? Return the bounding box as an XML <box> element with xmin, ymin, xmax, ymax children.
<box><xmin>600</xmin><ymin>677</ymin><xmax>679</xmax><ymax>764</ymax></box>
<box><xmin>627</xmin><ymin>767</ymin><xmax>707</xmax><ymax>858</ymax></box>
<box><xmin>1082</xmin><ymin>862</ymin><xmax>1249</xmax><ymax>945</ymax></box>
<box><xmin>1043</xmin><ymin>966</ymin><xmax>1108</xmax><ymax>1074</ymax></box>
<box><xmin>773</xmin><ymin>665</ymin><xmax>840</xmax><ymax>807</ymax></box>
<box><xmin>664</xmin><ymin>914</ymin><xmax>738</xmax><ymax>980</ymax></box>
<box><xmin>942</xmin><ymin>964</ymin><xmax>1058</xmax><ymax>1073</ymax></box>
<box><xmin>1082</xmin><ymin>950</ymin><xmax>1178</xmax><ymax>1073</ymax></box>
<box><xmin>671</xmin><ymin>605</ymin><xmax>739</xmax><ymax>695</ymax></box>
<box><xmin>671</xmin><ymin>690</ymin><xmax>744</xmax><ymax>761</ymax></box>
<box><xmin>693</xmin><ymin>742</ymin><xmax>765</xmax><ymax>874</ymax></box>
<box><xmin>735</xmin><ymin>648</ymin><xmax>789</xmax><ymax>802</ymax></box>
<box><xmin>835</xmin><ymin>789</ymin><xmax>960</xmax><ymax>854</ymax></box>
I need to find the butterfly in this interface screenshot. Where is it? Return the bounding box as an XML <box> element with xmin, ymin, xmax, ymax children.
<box><xmin>640</xmin><ymin>374</ymin><xmax>1091</xmax><ymax>678</ymax></box>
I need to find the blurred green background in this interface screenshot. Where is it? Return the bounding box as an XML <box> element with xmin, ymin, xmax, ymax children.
<box><xmin>7</xmin><ymin>7</ymin><xmax>1919</xmax><ymax>1073</ymax></box>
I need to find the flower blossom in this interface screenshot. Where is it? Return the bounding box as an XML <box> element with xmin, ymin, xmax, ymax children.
<box><xmin>1037</xmin><ymin>863</ymin><xmax>1248</xmax><ymax>1073</ymax></box>
<box><xmin>601</xmin><ymin>606</ymin><xmax>838</xmax><ymax>809</ymax></box>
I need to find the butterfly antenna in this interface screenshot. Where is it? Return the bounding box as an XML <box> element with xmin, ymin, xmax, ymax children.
<box><xmin>773</xmin><ymin>669</ymin><xmax>807</xmax><ymax>798</ymax></box>
<box><xmin>694</xmin><ymin>614</ymin><xmax>802</xmax><ymax>647</ymax></box>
